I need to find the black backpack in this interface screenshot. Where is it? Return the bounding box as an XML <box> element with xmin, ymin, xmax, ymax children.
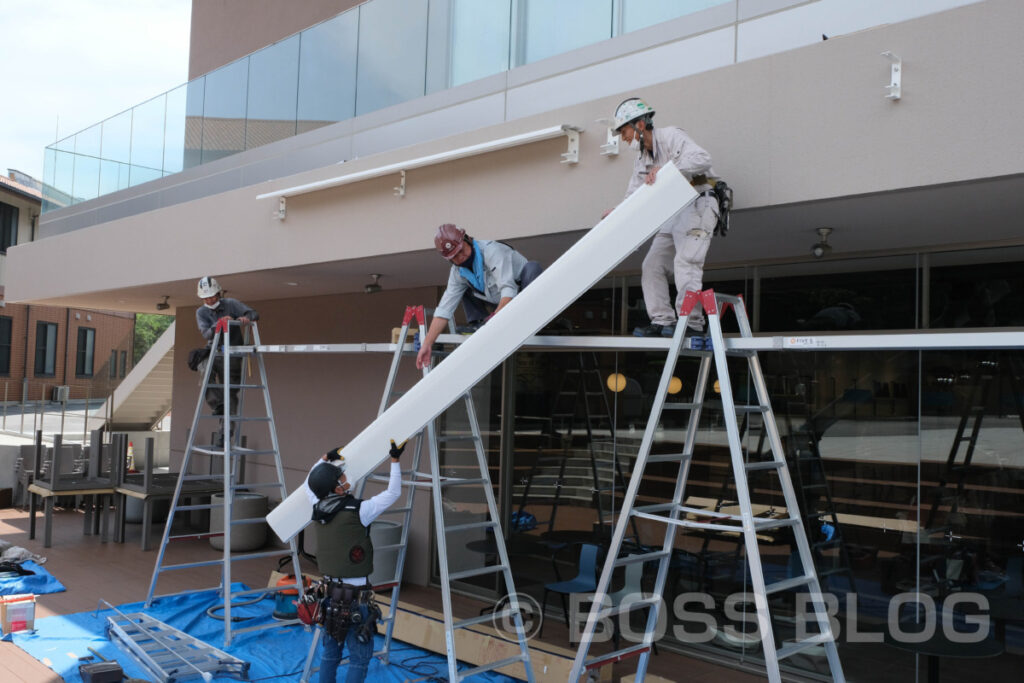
<box><xmin>712</xmin><ymin>180</ymin><xmax>733</xmax><ymax>237</ymax></box>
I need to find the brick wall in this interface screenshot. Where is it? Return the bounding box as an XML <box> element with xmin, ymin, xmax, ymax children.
<box><xmin>0</xmin><ymin>303</ymin><xmax>135</xmax><ymax>402</ymax></box>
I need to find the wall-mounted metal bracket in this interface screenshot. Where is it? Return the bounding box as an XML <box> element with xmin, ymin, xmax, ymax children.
<box><xmin>593</xmin><ymin>117</ymin><xmax>620</xmax><ymax>156</ymax></box>
<box><xmin>393</xmin><ymin>170</ymin><xmax>406</xmax><ymax>197</ymax></box>
<box><xmin>275</xmin><ymin>196</ymin><xmax>287</xmax><ymax>220</ymax></box>
<box><xmin>560</xmin><ymin>125</ymin><xmax>583</xmax><ymax>164</ymax></box>
<box><xmin>882</xmin><ymin>51</ymin><xmax>901</xmax><ymax>100</ymax></box>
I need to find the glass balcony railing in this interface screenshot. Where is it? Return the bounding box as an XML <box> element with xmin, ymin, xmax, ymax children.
<box><xmin>41</xmin><ymin>0</ymin><xmax>732</xmax><ymax>213</ymax></box>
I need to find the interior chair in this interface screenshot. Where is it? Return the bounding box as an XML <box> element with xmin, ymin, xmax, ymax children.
<box><xmin>540</xmin><ymin>543</ymin><xmax>599</xmax><ymax>637</ymax></box>
<box><xmin>607</xmin><ymin>555</ymin><xmax>659</xmax><ymax>654</ymax></box>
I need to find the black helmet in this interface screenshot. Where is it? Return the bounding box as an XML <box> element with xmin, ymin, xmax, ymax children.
<box><xmin>308</xmin><ymin>462</ymin><xmax>342</xmax><ymax>500</ymax></box>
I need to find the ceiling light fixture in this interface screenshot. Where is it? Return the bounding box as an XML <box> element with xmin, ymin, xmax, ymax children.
<box><xmin>156</xmin><ymin>295</ymin><xmax>171</xmax><ymax>311</ymax></box>
<box><xmin>811</xmin><ymin>227</ymin><xmax>833</xmax><ymax>259</ymax></box>
<box><xmin>364</xmin><ymin>274</ymin><xmax>383</xmax><ymax>294</ymax></box>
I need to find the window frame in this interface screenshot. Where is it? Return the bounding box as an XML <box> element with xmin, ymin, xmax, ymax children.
<box><xmin>76</xmin><ymin>326</ymin><xmax>96</xmax><ymax>378</ymax></box>
<box><xmin>0</xmin><ymin>316</ymin><xmax>12</xmax><ymax>375</ymax></box>
<box><xmin>34</xmin><ymin>321</ymin><xmax>58</xmax><ymax>377</ymax></box>
<box><xmin>0</xmin><ymin>201</ymin><xmax>18</xmax><ymax>253</ymax></box>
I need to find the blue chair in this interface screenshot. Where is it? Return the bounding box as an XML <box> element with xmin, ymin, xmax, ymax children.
<box><xmin>541</xmin><ymin>543</ymin><xmax>599</xmax><ymax>637</ymax></box>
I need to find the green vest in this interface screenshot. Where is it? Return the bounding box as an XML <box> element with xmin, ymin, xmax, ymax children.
<box><xmin>314</xmin><ymin>504</ymin><xmax>374</xmax><ymax>579</ymax></box>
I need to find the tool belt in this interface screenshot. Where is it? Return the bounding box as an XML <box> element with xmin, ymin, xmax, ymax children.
<box><xmin>321</xmin><ymin>581</ymin><xmax>382</xmax><ymax>644</ymax></box>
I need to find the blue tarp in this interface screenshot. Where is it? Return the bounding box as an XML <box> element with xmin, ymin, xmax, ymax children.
<box><xmin>0</xmin><ymin>560</ymin><xmax>66</xmax><ymax>595</ymax></box>
<box><xmin>11</xmin><ymin>584</ymin><xmax>517</xmax><ymax>682</ymax></box>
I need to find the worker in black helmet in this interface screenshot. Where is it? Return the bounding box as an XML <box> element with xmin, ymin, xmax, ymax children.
<box><xmin>306</xmin><ymin>439</ymin><xmax>405</xmax><ymax>683</ymax></box>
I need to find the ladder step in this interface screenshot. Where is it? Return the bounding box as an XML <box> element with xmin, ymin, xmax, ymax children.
<box><xmin>765</xmin><ymin>574</ymin><xmax>815</xmax><ymax>595</ymax></box>
<box><xmin>734</xmin><ymin>405</ymin><xmax>769</xmax><ymax>413</ymax></box>
<box><xmin>647</xmin><ymin>452</ymin><xmax>692</xmax><ymax>464</ymax></box>
<box><xmin>182</xmin><ymin>473</ymin><xmax>224</xmax><ymax>481</ymax></box>
<box><xmin>745</xmin><ymin>460</ymin><xmax>784</xmax><ymax>472</ymax></box>
<box><xmin>445</xmin><ymin>520</ymin><xmax>498</xmax><ymax>534</ymax></box>
<box><xmin>448</xmin><ymin>564</ymin><xmax>507</xmax><ymax>582</ymax></box>
<box><xmin>204</xmin><ymin>383</ymin><xmax>265</xmax><ymax>389</ymax></box>
<box><xmin>753</xmin><ymin>517</ymin><xmax>800</xmax><ymax>532</ymax></box>
<box><xmin>595</xmin><ymin>595</ymin><xmax>660</xmax><ymax>619</ymax></box>
<box><xmin>439</xmin><ymin>477</ymin><xmax>488</xmax><ymax>487</ymax></box>
<box><xmin>776</xmin><ymin>632</ymin><xmax>833</xmax><ymax>660</ymax></box>
<box><xmin>584</xmin><ymin>643</ymin><xmax>652</xmax><ymax>670</ymax></box>
<box><xmin>457</xmin><ymin>654</ymin><xmax>528</xmax><ymax>681</ymax></box>
<box><xmin>171</xmin><ymin>503</ymin><xmax>217</xmax><ymax>512</ymax></box>
<box><xmin>234</xmin><ymin>481</ymin><xmax>283</xmax><ymax>490</ymax></box>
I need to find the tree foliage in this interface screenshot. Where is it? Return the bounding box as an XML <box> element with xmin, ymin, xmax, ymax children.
<box><xmin>134</xmin><ymin>313</ymin><xmax>174</xmax><ymax>363</ymax></box>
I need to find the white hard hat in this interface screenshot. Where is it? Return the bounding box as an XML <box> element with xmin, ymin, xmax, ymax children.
<box><xmin>613</xmin><ymin>97</ymin><xmax>655</xmax><ymax>131</ymax></box>
<box><xmin>196</xmin><ymin>276</ymin><xmax>222</xmax><ymax>298</ymax></box>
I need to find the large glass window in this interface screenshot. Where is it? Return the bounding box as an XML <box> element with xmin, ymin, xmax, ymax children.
<box><xmin>76</xmin><ymin>327</ymin><xmax>96</xmax><ymax>377</ymax></box>
<box><xmin>927</xmin><ymin>246</ymin><xmax>1024</xmax><ymax>328</ymax></box>
<box><xmin>621</xmin><ymin>0</ymin><xmax>729</xmax><ymax>33</ymax></box>
<box><xmin>450</xmin><ymin>0</ymin><xmax>511</xmax><ymax>87</ymax></box>
<box><xmin>296</xmin><ymin>10</ymin><xmax>358</xmax><ymax>134</ymax></box>
<box><xmin>130</xmin><ymin>93</ymin><xmax>168</xmax><ymax>186</ymax></box>
<box><xmin>0</xmin><ymin>316</ymin><xmax>12</xmax><ymax>375</ymax></box>
<box><xmin>246</xmin><ymin>34</ymin><xmax>300</xmax><ymax>148</ymax></box>
<box><xmin>355</xmin><ymin>0</ymin><xmax>429</xmax><ymax>116</ymax></box>
<box><xmin>515</xmin><ymin>0</ymin><xmax>612</xmax><ymax>66</ymax></box>
<box><xmin>34</xmin><ymin>322</ymin><xmax>57</xmax><ymax>377</ymax></box>
<box><xmin>0</xmin><ymin>201</ymin><xmax>18</xmax><ymax>252</ymax></box>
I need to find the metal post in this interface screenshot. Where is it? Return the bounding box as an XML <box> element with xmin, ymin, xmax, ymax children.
<box><xmin>59</xmin><ymin>387</ymin><xmax>67</xmax><ymax>440</ymax></box>
<box><xmin>83</xmin><ymin>385</ymin><xmax>90</xmax><ymax>445</ymax></box>
<box><xmin>3</xmin><ymin>381</ymin><xmax>8</xmax><ymax>430</ymax></box>
<box><xmin>21</xmin><ymin>379</ymin><xmax>27</xmax><ymax>434</ymax></box>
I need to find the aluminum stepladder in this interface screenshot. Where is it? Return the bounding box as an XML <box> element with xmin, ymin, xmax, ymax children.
<box><xmin>568</xmin><ymin>289</ymin><xmax>845</xmax><ymax>683</ymax></box>
<box><xmin>146</xmin><ymin>319</ymin><xmax>304</xmax><ymax>646</ymax></box>
<box><xmin>301</xmin><ymin>306</ymin><xmax>535</xmax><ymax>683</ymax></box>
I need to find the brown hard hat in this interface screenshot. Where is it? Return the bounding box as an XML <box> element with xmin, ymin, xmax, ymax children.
<box><xmin>434</xmin><ymin>223</ymin><xmax>465</xmax><ymax>260</ymax></box>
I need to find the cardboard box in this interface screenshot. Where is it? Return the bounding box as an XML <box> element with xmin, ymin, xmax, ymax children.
<box><xmin>0</xmin><ymin>593</ymin><xmax>36</xmax><ymax>634</ymax></box>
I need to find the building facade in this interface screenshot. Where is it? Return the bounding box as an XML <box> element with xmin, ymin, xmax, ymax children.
<box><xmin>8</xmin><ymin>1</ymin><xmax>1023</xmax><ymax>679</ymax></box>
<box><xmin>1</xmin><ymin>172</ymin><xmax>134</xmax><ymax>404</ymax></box>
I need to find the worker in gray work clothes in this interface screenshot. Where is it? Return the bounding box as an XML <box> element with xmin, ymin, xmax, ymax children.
<box><xmin>416</xmin><ymin>223</ymin><xmax>543</xmax><ymax>369</ymax></box>
<box><xmin>194</xmin><ymin>276</ymin><xmax>258</xmax><ymax>421</ymax></box>
<box><xmin>604</xmin><ymin>97</ymin><xmax>720</xmax><ymax>338</ymax></box>
<box><xmin>306</xmin><ymin>439</ymin><xmax>405</xmax><ymax>683</ymax></box>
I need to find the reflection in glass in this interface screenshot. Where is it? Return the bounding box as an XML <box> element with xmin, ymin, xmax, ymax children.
<box><xmin>622</xmin><ymin>0</ymin><xmax>728</xmax><ymax>33</ymax></box>
<box><xmin>450</xmin><ymin>0</ymin><xmax>511</xmax><ymax>87</ymax></box>
<box><xmin>98</xmin><ymin>159</ymin><xmax>129</xmax><ymax>197</ymax></box>
<box><xmin>100</xmin><ymin>110</ymin><xmax>132</xmax><ymax>165</ymax></box>
<box><xmin>246</xmin><ymin>34</ymin><xmax>299</xmax><ymax>149</ymax></box>
<box><xmin>163</xmin><ymin>84</ymin><xmax>188</xmax><ymax>175</ymax></box>
<box><xmin>516</xmin><ymin>0</ymin><xmax>612</xmax><ymax>66</ymax></box>
<box><xmin>184</xmin><ymin>78</ymin><xmax>206</xmax><ymax>170</ymax></box>
<box><xmin>927</xmin><ymin>248</ymin><xmax>1024</xmax><ymax>328</ymax></box>
<box><xmin>202</xmin><ymin>59</ymin><xmax>249</xmax><ymax>163</ymax></box>
<box><xmin>355</xmin><ymin>0</ymin><xmax>428</xmax><ymax>116</ymax></box>
<box><xmin>130</xmin><ymin>94</ymin><xmax>167</xmax><ymax>185</ymax></box>
<box><xmin>297</xmin><ymin>11</ymin><xmax>358</xmax><ymax>134</ymax></box>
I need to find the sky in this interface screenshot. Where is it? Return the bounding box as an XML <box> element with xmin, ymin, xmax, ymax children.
<box><xmin>0</xmin><ymin>0</ymin><xmax>192</xmax><ymax>182</ymax></box>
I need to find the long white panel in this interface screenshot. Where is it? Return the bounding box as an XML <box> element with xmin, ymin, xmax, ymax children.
<box><xmin>267</xmin><ymin>164</ymin><xmax>696</xmax><ymax>542</ymax></box>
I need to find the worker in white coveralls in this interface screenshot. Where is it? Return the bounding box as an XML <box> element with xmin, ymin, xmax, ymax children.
<box><xmin>604</xmin><ymin>97</ymin><xmax>720</xmax><ymax>338</ymax></box>
<box><xmin>305</xmin><ymin>439</ymin><xmax>405</xmax><ymax>683</ymax></box>
<box><xmin>416</xmin><ymin>223</ymin><xmax>543</xmax><ymax>368</ymax></box>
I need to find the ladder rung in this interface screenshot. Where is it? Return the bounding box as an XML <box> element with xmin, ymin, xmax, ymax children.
<box><xmin>584</xmin><ymin>643</ymin><xmax>651</xmax><ymax>670</ymax></box>
<box><xmin>182</xmin><ymin>473</ymin><xmax>224</xmax><ymax>481</ymax></box>
<box><xmin>439</xmin><ymin>477</ymin><xmax>487</xmax><ymax>487</ymax></box>
<box><xmin>734</xmin><ymin>405</ymin><xmax>769</xmax><ymax>413</ymax></box>
<box><xmin>235</xmin><ymin>481</ymin><xmax>283</xmax><ymax>490</ymax></box>
<box><xmin>445</xmin><ymin>520</ymin><xmax>498</xmax><ymax>534</ymax></box>
<box><xmin>595</xmin><ymin>595</ymin><xmax>660</xmax><ymax>619</ymax></box>
<box><xmin>454</xmin><ymin>609</ymin><xmax>516</xmax><ymax>630</ymax></box>
<box><xmin>205</xmin><ymin>383</ymin><xmax>265</xmax><ymax>389</ymax></box>
<box><xmin>437</xmin><ymin>434</ymin><xmax>479</xmax><ymax>443</ymax></box>
<box><xmin>230</xmin><ymin>416</ymin><xmax>272</xmax><ymax>422</ymax></box>
<box><xmin>765</xmin><ymin>574</ymin><xmax>815</xmax><ymax>595</ymax></box>
<box><xmin>171</xmin><ymin>504</ymin><xmax>217</xmax><ymax>512</ymax></box>
<box><xmin>776</xmin><ymin>633</ymin><xmax>833</xmax><ymax>660</ymax></box>
<box><xmin>448</xmin><ymin>564</ymin><xmax>506</xmax><ymax>582</ymax></box>
<box><xmin>746</xmin><ymin>460</ymin><xmax>784</xmax><ymax>472</ymax></box>
<box><xmin>662</xmin><ymin>402</ymin><xmax>700</xmax><ymax>410</ymax></box>
<box><xmin>457</xmin><ymin>654</ymin><xmax>528</xmax><ymax>681</ymax></box>
<box><xmin>614</xmin><ymin>551</ymin><xmax>670</xmax><ymax>567</ymax></box>
<box><xmin>754</xmin><ymin>517</ymin><xmax>800</xmax><ymax>532</ymax></box>
<box><xmin>374</xmin><ymin>542</ymin><xmax>406</xmax><ymax>552</ymax></box>
<box><xmin>647</xmin><ymin>452</ymin><xmax>692</xmax><ymax>464</ymax></box>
